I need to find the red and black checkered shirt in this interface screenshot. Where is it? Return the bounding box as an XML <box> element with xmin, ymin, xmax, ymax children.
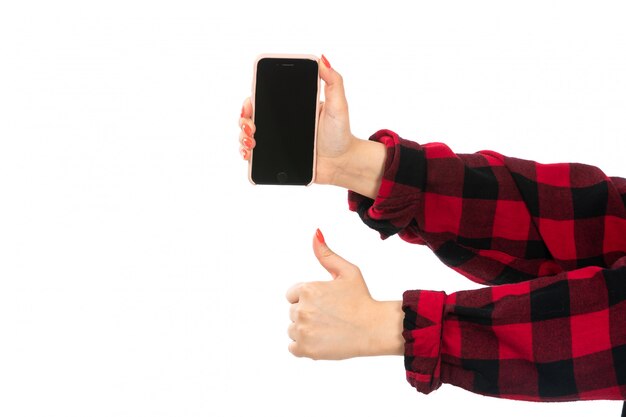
<box><xmin>348</xmin><ymin>129</ymin><xmax>626</xmax><ymax>401</ymax></box>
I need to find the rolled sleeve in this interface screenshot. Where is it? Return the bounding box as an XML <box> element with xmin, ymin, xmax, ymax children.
<box><xmin>348</xmin><ymin>129</ymin><xmax>427</xmax><ymax>241</ymax></box>
<box><xmin>402</xmin><ymin>289</ymin><xmax>447</xmax><ymax>394</ymax></box>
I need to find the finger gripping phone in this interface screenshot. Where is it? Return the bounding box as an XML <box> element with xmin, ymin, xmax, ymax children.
<box><xmin>249</xmin><ymin>54</ymin><xmax>320</xmax><ymax>185</ymax></box>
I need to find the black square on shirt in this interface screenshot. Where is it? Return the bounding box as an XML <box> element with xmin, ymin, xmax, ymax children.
<box><xmin>537</xmin><ymin>359</ymin><xmax>578</xmax><ymax>398</ymax></box>
<box><xmin>462</xmin><ymin>166</ymin><xmax>499</xmax><ymax>200</ymax></box>
<box><xmin>572</xmin><ymin>181</ymin><xmax>608</xmax><ymax>219</ymax></box>
<box><xmin>525</xmin><ymin>239</ymin><xmax>551</xmax><ymax>260</ymax></box>
<box><xmin>435</xmin><ymin>241</ymin><xmax>476</xmax><ymax>267</ymax></box>
<box><xmin>604</xmin><ymin>267</ymin><xmax>626</xmax><ymax>307</ymax></box>
<box><xmin>530</xmin><ymin>280</ymin><xmax>571</xmax><ymax>322</ymax></box>
<box><xmin>462</xmin><ymin>358</ymin><xmax>500</xmax><ymax>395</ymax></box>
<box><xmin>395</xmin><ymin>146</ymin><xmax>426</xmax><ymax>188</ymax></box>
<box><xmin>511</xmin><ymin>173</ymin><xmax>540</xmax><ymax>218</ymax></box>
<box><xmin>612</xmin><ymin>344</ymin><xmax>626</xmax><ymax>386</ymax></box>
<box><xmin>493</xmin><ymin>265</ymin><xmax>535</xmax><ymax>285</ymax></box>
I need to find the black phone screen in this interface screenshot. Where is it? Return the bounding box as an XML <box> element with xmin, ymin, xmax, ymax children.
<box><xmin>251</xmin><ymin>57</ymin><xmax>318</xmax><ymax>185</ymax></box>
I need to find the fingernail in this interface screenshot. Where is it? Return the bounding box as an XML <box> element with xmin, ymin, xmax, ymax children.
<box><xmin>242</xmin><ymin>123</ymin><xmax>253</xmax><ymax>137</ymax></box>
<box><xmin>242</xmin><ymin>137</ymin><xmax>253</xmax><ymax>149</ymax></box>
<box><xmin>240</xmin><ymin>106</ymin><xmax>244</xmax><ymax>117</ymax></box>
<box><xmin>315</xmin><ymin>228</ymin><xmax>326</xmax><ymax>244</ymax></box>
<box><xmin>321</xmin><ymin>54</ymin><xmax>331</xmax><ymax>69</ymax></box>
<box><xmin>240</xmin><ymin>148</ymin><xmax>248</xmax><ymax>159</ymax></box>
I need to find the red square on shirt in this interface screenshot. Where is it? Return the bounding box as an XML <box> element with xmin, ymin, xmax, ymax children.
<box><xmin>604</xmin><ymin>215</ymin><xmax>626</xmax><ymax>254</ymax></box>
<box><xmin>491</xmin><ymin>280</ymin><xmax>532</xmax><ymax>303</ymax></box>
<box><xmin>492</xmin><ymin>200</ymin><xmax>531</xmax><ymax>241</ymax></box>
<box><xmin>493</xmin><ymin>322</ymin><xmax>534</xmax><ymax>361</ymax></box>
<box><xmin>570</xmin><ymin>309</ymin><xmax>611</xmax><ymax>358</ymax></box>
<box><xmin>442</xmin><ymin>319</ymin><xmax>462</xmax><ymax>358</ymax></box>
<box><xmin>538</xmin><ymin>218</ymin><xmax>577</xmax><ymax>261</ymax></box>
<box><xmin>424</xmin><ymin>192</ymin><xmax>463</xmax><ymax>235</ymax></box>
<box><xmin>535</xmin><ymin>162</ymin><xmax>571</xmax><ymax>188</ymax></box>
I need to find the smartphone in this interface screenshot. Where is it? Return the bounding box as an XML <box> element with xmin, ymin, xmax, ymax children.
<box><xmin>249</xmin><ymin>54</ymin><xmax>320</xmax><ymax>185</ymax></box>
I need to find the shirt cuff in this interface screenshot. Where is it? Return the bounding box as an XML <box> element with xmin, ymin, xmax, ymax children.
<box><xmin>402</xmin><ymin>289</ymin><xmax>447</xmax><ymax>394</ymax></box>
<box><xmin>347</xmin><ymin>129</ymin><xmax>426</xmax><ymax>240</ymax></box>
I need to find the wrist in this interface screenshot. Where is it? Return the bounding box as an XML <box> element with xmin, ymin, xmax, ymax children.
<box><xmin>323</xmin><ymin>137</ymin><xmax>386</xmax><ymax>199</ymax></box>
<box><xmin>314</xmin><ymin>134</ymin><xmax>359</xmax><ymax>187</ymax></box>
<box><xmin>365</xmin><ymin>300</ymin><xmax>404</xmax><ymax>356</ymax></box>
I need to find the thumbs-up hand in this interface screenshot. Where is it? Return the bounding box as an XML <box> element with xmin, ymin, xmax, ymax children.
<box><xmin>285</xmin><ymin>229</ymin><xmax>404</xmax><ymax>360</ymax></box>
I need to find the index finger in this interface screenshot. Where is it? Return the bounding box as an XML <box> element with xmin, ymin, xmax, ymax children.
<box><xmin>285</xmin><ymin>282</ymin><xmax>303</xmax><ymax>304</ymax></box>
<box><xmin>241</xmin><ymin>97</ymin><xmax>252</xmax><ymax>119</ymax></box>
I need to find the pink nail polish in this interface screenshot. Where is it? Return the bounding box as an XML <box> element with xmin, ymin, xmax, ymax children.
<box><xmin>242</xmin><ymin>137</ymin><xmax>253</xmax><ymax>149</ymax></box>
<box><xmin>242</xmin><ymin>124</ymin><xmax>253</xmax><ymax>137</ymax></box>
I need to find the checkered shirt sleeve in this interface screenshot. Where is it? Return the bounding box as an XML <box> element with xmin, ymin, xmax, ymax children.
<box><xmin>348</xmin><ymin>129</ymin><xmax>626</xmax><ymax>401</ymax></box>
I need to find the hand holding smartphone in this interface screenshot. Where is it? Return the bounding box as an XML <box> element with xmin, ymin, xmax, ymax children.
<box><xmin>249</xmin><ymin>54</ymin><xmax>320</xmax><ymax>185</ymax></box>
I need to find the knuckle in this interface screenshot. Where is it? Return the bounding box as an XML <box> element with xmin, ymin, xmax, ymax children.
<box><xmin>290</xmin><ymin>306</ymin><xmax>299</xmax><ymax>320</ymax></box>
<box><xmin>297</xmin><ymin>308</ymin><xmax>311</xmax><ymax>322</ymax></box>
<box><xmin>287</xmin><ymin>323</ymin><xmax>297</xmax><ymax>340</ymax></box>
<box><xmin>289</xmin><ymin>341</ymin><xmax>315</xmax><ymax>359</ymax></box>
<box><xmin>293</xmin><ymin>307</ymin><xmax>311</xmax><ymax>323</ymax></box>
<box><xmin>297</xmin><ymin>323</ymin><xmax>311</xmax><ymax>340</ymax></box>
<box><xmin>299</xmin><ymin>282</ymin><xmax>317</xmax><ymax>298</ymax></box>
<box><xmin>298</xmin><ymin>344</ymin><xmax>316</xmax><ymax>360</ymax></box>
<box><xmin>288</xmin><ymin>342</ymin><xmax>302</xmax><ymax>357</ymax></box>
<box><xmin>292</xmin><ymin>322</ymin><xmax>317</xmax><ymax>342</ymax></box>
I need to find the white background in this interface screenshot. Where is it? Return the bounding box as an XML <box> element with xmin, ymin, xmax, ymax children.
<box><xmin>1</xmin><ymin>0</ymin><xmax>625</xmax><ymax>416</ymax></box>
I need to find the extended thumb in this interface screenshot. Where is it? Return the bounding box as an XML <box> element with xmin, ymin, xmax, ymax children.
<box><xmin>313</xmin><ymin>229</ymin><xmax>351</xmax><ymax>279</ymax></box>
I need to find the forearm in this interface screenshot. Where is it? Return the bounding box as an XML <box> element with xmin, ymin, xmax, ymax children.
<box><xmin>347</xmin><ymin>129</ymin><xmax>626</xmax><ymax>285</ymax></box>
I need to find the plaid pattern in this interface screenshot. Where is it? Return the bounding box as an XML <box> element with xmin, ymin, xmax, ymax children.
<box><xmin>348</xmin><ymin>129</ymin><xmax>626</xmax><ymax>401</ymax></box>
